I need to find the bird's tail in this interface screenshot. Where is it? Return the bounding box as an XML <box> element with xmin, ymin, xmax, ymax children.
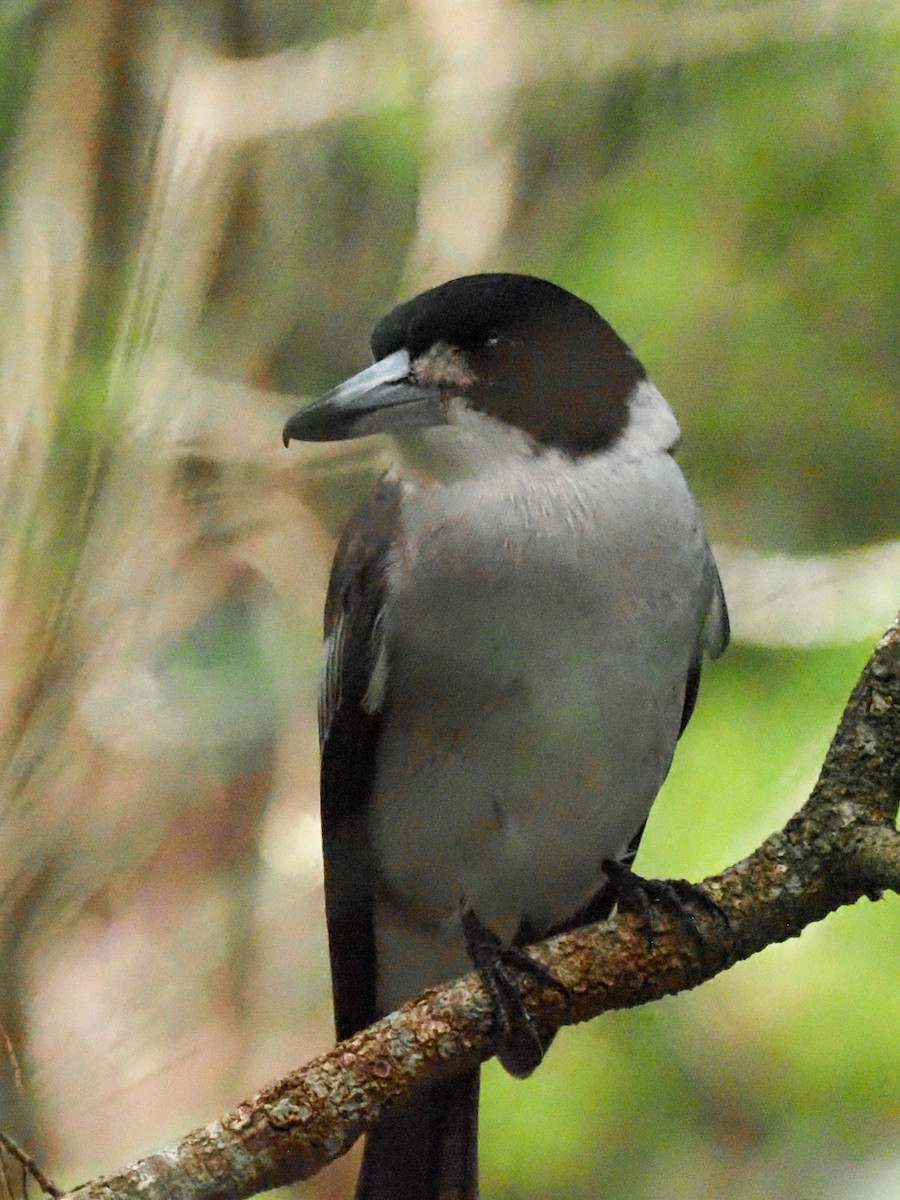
<box><xmin>355</xmin><ymin>1069</ymin><xmax>480</xmax><ymax>1200</ymax></box>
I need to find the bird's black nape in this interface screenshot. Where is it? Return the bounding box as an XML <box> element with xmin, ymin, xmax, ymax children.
<box><xmin>370</xmin><ymin>273</ymin><xmax>647</xmax><ymax>456</ymax></box>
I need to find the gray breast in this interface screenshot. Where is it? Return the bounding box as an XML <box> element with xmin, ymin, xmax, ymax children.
<box><xmin>370</xmin><ymin>448</ymin><xmax>715</xmax><ymax>998</ymax></box>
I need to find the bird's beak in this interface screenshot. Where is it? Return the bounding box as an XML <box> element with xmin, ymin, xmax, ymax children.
<box><xmin>283</xmin><ymin>349</ymin><xmax>444</xmax><ymax>445</ymax></box>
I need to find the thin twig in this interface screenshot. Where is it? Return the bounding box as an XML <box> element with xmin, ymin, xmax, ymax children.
<box><xmin>0</xmin><ymin>1146</ymin><xmax>16</xmax><ymax>1200</ymax></box>
<box><xmin>0</xmin><ymin>1135</ymin><xmax>61</xmax><ymax>1200</ymax></box>
<box><xmin>0</xmin><ymin>1028</ymin><xmax>24</xmax><ymax>1100</ymax></box>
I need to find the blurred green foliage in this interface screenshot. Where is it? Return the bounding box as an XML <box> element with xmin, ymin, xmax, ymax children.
<box><xmin>521</xmin><ymin>35</ymin><xmax>899</xmax><ymax>549</ymax></box>
<box><xmin>0</xmin><ymin>24</ymin><xmax>36</xmax><ymax>160</ymax></box>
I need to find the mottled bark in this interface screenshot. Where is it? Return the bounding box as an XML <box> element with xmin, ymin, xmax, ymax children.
<box><xmin>59</xmin><ymin>616</ymin><xmax>898</xmax><ymax>1200</ymax></box>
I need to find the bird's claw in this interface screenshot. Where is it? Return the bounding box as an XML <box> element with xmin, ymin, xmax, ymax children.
<box><xmin>601</xmin><ymin>858</ymin><xmax>728</xmax><ymax>944</ymax></box>
<box><xmin>460</xmin><ymin>904</ymin><xmax>564</xmax><ymax>1078</ymax></box>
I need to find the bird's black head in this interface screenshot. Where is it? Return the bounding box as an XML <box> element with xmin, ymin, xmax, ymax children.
<box><xmin>284</xmin><ymin>273</ymin><xmax>647</xmax><ymax>456</ymax></box>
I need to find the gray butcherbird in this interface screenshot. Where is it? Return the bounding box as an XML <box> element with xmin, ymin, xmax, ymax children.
<box><xmin>283</xmin><ymin>273</ymin><xmax>728</xmax><ymax>1200</ymax></box>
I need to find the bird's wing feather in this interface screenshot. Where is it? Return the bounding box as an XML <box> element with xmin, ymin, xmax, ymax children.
<box><xmin>320</xmin><ymin>471</ymin><xmax>402</xmax><ymax>1040</ymax></box>
<box><xmin>680</xmin><ymin>552</ymin><xmax>729</xmax><ymax>735</ymax></box>
<box><xmin>703</xmin><ymin>558</ymin><xmax>730</xmax><ymax>660</ymax></box>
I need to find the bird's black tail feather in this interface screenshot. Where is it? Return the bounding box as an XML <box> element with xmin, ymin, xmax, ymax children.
<box><xmin>355</xmin><ymin>1069</ymin><xmax>480</xmax><ymax>1200</ymax></box>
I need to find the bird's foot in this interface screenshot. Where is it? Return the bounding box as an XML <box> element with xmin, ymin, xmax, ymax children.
<box><xmin>460</xmin><ymin>904</ymin><xmax>564</xmax><ymax>1078</ymax></box>
<box><xmin>601</xmin><ymin>859</ymin><xmax>728</xmax><ymax>945</ymax></box>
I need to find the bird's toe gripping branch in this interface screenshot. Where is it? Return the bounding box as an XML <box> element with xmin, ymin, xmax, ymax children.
<box><xmin>460</xmin><ymin>904</ymin><xmax>567</xmax><ymax>1079</ymax></box>
<box><xmin>601</xmin><ymin>858</ymin><xmax>730</xmax><ymax>946</ymax></box>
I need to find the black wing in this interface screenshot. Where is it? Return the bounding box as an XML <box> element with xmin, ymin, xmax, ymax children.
<box><xmin>320</xmin><ymin>472</ymin><xmax>401</xmax><ymax>1040</ymax></box>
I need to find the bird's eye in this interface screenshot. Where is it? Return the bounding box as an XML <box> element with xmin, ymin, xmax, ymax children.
<box><xmin>483</xmin><ymin>332</ymin><xmax>504</xmax><ymax>350</ymax></box>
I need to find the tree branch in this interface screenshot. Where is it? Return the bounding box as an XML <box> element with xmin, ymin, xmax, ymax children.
<box><xmin>61</xmin><ymin>616</ymin><xmax>899</xmax><ymax>1200</ymax></box>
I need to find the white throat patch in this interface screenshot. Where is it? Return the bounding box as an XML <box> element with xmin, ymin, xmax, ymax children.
<box><xmin>619</xmin><ymin>379</ymin><xmax>682</xmax><ymax>455</ymax></box>
<box><xmin>395</xmin><ymin>401</ymin><xmax>538</xmax><ymax>483</ymax></box>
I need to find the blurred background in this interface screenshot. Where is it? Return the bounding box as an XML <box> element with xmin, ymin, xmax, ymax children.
<box><xmin>0</xmin><ymin>1</ymin><xmax>897</xmax><ymax>1197</ymax></box>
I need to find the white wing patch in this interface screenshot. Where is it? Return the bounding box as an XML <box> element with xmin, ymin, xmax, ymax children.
<box><xmin>319</xmin><ymin>613</ymin><xmax>345</xmax><ymax>747</ymax></box>
<box><xmin>320</xmin><ymin>606</ymin><xmax>389</xmax><ymax>747</ymax></box>
<box><xmin>362</xmin><ymin>609</ymin><xmax>388</xmax><ymax>715</ymax></box>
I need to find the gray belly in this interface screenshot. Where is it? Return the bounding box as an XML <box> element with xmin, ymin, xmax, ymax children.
<box><xmin>369</xmin><ymin>468</ymin><xmax>709</xmax><ymax>1008</ymax></box>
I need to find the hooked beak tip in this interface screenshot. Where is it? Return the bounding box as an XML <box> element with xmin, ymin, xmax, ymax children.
<box><xmin>281</xmin><ymin>349</ymin><xmax>424</xmax><ymax>446</ymax></box>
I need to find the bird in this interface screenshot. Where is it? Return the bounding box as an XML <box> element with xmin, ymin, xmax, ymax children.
<box><xmin>282</xmin><ymin>272</ymin><xmax>729</xmax><ymax>1200</ymax></box>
